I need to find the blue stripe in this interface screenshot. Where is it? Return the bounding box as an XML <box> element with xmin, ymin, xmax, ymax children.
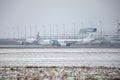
<box><xmin>93</xmin><ymin>28</ymin><xmax>97</xmax><ymax>32</ymax></box>
<box><xmin>52</xmin><ymin>40</ymin><xmax>61</xmax><ymax>46</ymax></box>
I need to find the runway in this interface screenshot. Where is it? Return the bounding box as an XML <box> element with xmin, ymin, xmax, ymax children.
<box><xmin>0</xmin><ymin>48</ymin><xmax>120</xmax><ymax>67</ymax></box>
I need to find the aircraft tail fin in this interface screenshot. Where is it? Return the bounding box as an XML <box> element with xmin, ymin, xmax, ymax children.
<box><xmin>33</xmin><ymin>32</ymin><xmax>41</xmax><ymax>44</ymax></box>
<box><xmin>36</xmin><ymin>32</ymin><xmax>40</xmax><ymax>40</ymax></box>
<box><xmin>79</xmin><ymin>28</ymin><xmax>97</xmax><ymax>39</ymax></box>
<box><xmin>85</xmin><ymin>28</ymin><xmax>97</xmax><ymax>40</ymax></box>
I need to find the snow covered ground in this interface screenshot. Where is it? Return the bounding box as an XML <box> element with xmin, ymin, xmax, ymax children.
<box><xmin>0</xmin><ymin>48</ymin><xmax>120</xmax><ymax>67</ymax></box>
<box><xmin>0</xmin><ymin>66</ymin><xmax>120</xmax><ymax>80</ymax></box>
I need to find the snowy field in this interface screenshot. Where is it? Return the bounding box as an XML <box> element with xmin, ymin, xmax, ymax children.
<box><xmin>0</xmin><ymin>48</ymin><xmax>120</xmax><ymax>67</ymax></box>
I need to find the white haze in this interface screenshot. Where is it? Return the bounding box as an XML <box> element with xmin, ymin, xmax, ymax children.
<box><xmin>0</xmin><ymin>0</ymin><xmax>120</xmax><ymax>38</ymax></box>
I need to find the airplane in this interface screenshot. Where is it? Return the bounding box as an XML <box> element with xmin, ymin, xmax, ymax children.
<box><xmin>51</xmin><ymin>28</ymin><xmax>97</xmax><ymax>46</ymax></box>
<box><xmin>21</xmin><ymin>32</ymin><xmax>52</xmax><ymax>46</ymax></box>
<box><xmin>21</xmin><ymin>32</ymin><xmax>41</xmax><ymax>45</ymax></box>
<box><xmin>21</xmin><ymin>28</ymin><xmax>97</xmax><ymax>46</ymax></box>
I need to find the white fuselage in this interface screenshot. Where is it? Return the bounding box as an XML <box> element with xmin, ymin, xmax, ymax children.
<box><xmin>52</xmin><ymin>38</ymin><xmax>95</xmax><ymax>46</ymax></box>
<box><xmin>38</xmin><ymin>39</ymin><xmax>51</xmax><ymax>45</ymax></box>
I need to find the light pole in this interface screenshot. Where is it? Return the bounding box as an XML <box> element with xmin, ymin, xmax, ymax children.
<box><xmin>56</xmin><ymin>24</ymin><xmax>58</xmax><ymax>39</ymax></box>
<box><xmin>73</xmin><ymin>23</ymin><xmax>76</xmax><ymax>39</ymax></box>
<box><xmin>17</xmin><ymin>26</ymin><xmax>19</xmax><ymax>39</ymax></box>
<box><xmin>30</xmin><ymin>25</ymin><xmax>32</xmax><ymax>37</ymax></box>
<box><xmin>81</xmin><ymin>22</ymin><xmax>84</xmax><ymax>39</ymax></box>
<box><xmin>25</xmin><ymin>25</ymin><xmax>26</xmax><ymax>38</ymax></box>
<box><xmin>99</xmin><ymin>21</ymin><xmax>102</xmax><ymax>40</ymax></box>
<box><xmin>8</xmin><ymin>26</ymin><xmax>9</xmax><ymax>39</ymax></box>
<box><xmin>63</xmin><ymin>24</ymin><xmax>65</xmax><ymax>38</ymax></box>
<box><xmin>116</xmin><ymin>19</ymin><xmax>120</xmax><ymax>38</ymax></box>
<box><xmin>49</xmin><ymin>24</ymin><xmax>52</xmax><ymax>39</ymax></box>
<box><xmin>43</xmin><ymin>25</ymin><xmax>46</xmax><ymax>39</ymax></box>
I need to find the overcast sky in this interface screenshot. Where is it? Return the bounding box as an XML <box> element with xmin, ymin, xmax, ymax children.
<box><xmin>0</xmin><ymin>0</ymin><xmax>120</xmax><ymax>38</ymax></box>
